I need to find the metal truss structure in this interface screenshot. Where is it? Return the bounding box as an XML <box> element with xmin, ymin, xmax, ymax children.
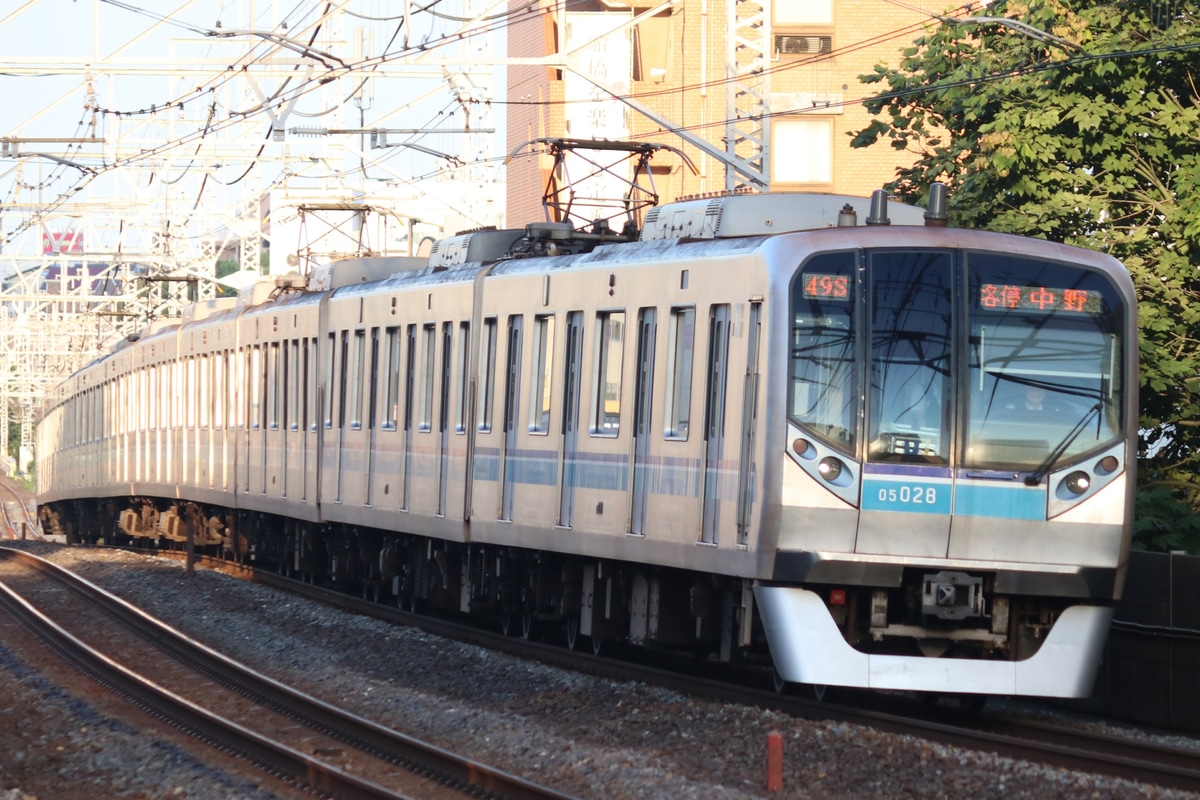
<box><xmin>726</xmin><ymin>0</ymin><xmax>771</xmax><ymax>191</ymax></box>
<box><xmin>0</xmin><ymin>0</ymin><xmax>502</xmax><ymax>475</ymax></box>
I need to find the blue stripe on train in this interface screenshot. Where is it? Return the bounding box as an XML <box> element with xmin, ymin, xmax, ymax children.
<box><xmin>862</xmin><ymin>475</ymin><xmax>1047</xmax><ymax>519</ymax></box>
<box><xmin>953</xmin><ymin>482</ymin><xmax>1046</xmax><ymax>520</ymax></box>
<box><xmin>472</xmin><ymin>447</ymin><xmax>707</xmax><ymax>497</ymax></box>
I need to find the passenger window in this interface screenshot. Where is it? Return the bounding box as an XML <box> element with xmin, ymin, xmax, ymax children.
<box><xmin>664</xmin><ymin>307</ymin><xmax>695</xmax><ymax>440</ymax></box>
<box><xmin>591</xmin><ymin>311</ymin><xmax>625</xmax><ymax>436</ymax></box>
<box><xmin>266</xmin><ymin>344</ymin><xmax>278</xmax><ymax>430</ymax></box>
<box><xmin>337</xmin><ymin>331</ymin><xmax>350</xmax><ymax>430</ymax></box>
<box><xmin>368</xmin><ymin>328</ymin><xmax>380</xmax><ymax>430</ymax></box>
<box><xmin>349</xmin><ymin>330</ymin><xmax>366</xmax><ymax>430</ymax></box>
<box><xmin>456</xmin><ymin>321</ymin><xmax>470</xmax><ymax>434</ymax></box>
<box><xmin>420</xmin><ymin>323</ymin><xmax>436</xmax><ymax>432</ymax></box>
<box><xmin>529</xmin><ymin>314</ymin><xmax>555</xmax><ymax>433</ymax></box>
<box><xmin>383</xmin><ymin>327</ymin><xmax>400</xmax><ymax>430</ymax></box>
<box><xmin>323</xmin><ymin>333</ymin><xmax>335</xmax><ymax>429</ymax></box>
<box><xmin>250</xmin><ymin>346</ymin><xmax>262</xmax><ymax>431</ymax></box>
<box><xmin>479</xmin><ymin>317</ymin><xmax>498</xmax><ymax>432</ymax></box>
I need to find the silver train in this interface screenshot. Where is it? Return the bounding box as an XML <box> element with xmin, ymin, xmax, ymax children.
<box><xmin>36</xmin><ymin>186</ymin><xmax>1137</xmax><ymax>698</ymax></box>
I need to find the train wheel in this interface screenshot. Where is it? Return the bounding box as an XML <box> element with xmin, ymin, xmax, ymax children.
<box><xmin>500</xmin><ymin>609</ymin><xmax>516</xmax><ymax>636</ymax></box>
<box><xmin>591</xmin><ymin>635</ymin><xmax>605</xmax><ymax>656</ymax></box>
<box><xmin>565</xmin><ymin>617</ymin><xmax>580</xmax><ymax>650</ymax></box>
<box><xmin>809</xmin><ymin>684</ymin><xmax>829</xmax><ymax>703</ymax></box>
<box><xmin>521</xmin><ymin>610</ymin><xmax>536</xmax><ymax>640</ymax></box>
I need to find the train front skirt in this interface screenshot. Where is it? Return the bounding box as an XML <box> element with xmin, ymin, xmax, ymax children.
<box><xmin>755</xmin><ymin>585</ymin><xmax>1112</xmax><ymax>697</ymax></box>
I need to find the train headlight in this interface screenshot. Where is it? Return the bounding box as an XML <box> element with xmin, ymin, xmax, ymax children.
<box><xmin>1062</xmin><ymin>471</ymin><xmax>1091</xmax><ymax>496</ymax></box>
<box><xmin>792</xmin><ymin>438</ymin><xmax>815</xmax><ymax>460</ymax></box>
<box><xmin>1096</xmin><ymin>455</ymin><xmax>1119</xmax><ymax>475</ymax></box>
<box><xmin>817</xmin><ymin>457</ymin><xmax>843</xmax><ymax>483</ymax></box>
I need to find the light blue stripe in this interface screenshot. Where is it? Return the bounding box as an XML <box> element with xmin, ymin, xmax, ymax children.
<box><xmin>861</xmin><ymin>478</ymin><xmax>951</xmax><ymax>514</ymax></box>
<box><xmin>954</xmin><ymin>482</ymin><xmax>1046</xmax><ymax>520</ymax></box>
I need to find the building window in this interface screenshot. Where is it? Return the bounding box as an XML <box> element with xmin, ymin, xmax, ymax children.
<box><xmin>776</xmin><ymin>0</ymin><xmax>832</xmax><ymax>26</ymax></box>
<box><xmin>773</xmin><ymin>117</ymin><xmax>833</xmax><ymax>184</ymax></box>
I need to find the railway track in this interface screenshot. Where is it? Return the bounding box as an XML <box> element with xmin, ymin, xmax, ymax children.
<box><xmin>0</xmin><ymin>476</ymin><xmax>38</xmax><ymax>541</ymax></box>
<box><xmin>145</xmin><ymin>547</ymin><xmax>1200</xmax><ymax>795</ymax></box>
<box><xmin>0</xmin><ymin>546</ymin><xmax>577</xmax><ymax>800</ymax></box>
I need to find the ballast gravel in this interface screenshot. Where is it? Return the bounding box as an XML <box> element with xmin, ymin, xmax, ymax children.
<box><xmin>0</xmin><ymin>541</ymin><xmax>1196</xmax><ymax>800</ymax></box>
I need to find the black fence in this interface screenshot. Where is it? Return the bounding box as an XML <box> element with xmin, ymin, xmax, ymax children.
<box><xmin>1074</xmin><ymin>550</ymin><xmax>1200</xmax><ymax>733</ymax></box>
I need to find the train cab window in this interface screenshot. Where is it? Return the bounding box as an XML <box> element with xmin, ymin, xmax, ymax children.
<box><xmin>479</xmin><ymin>317</ymin><xmax>498</xmax><ymax>432</ymax></box>
<box><xmin>529</xmin><ymin>314</ymin><xmax>555</xmax><ymax>433</ymax></box>
<box><xmin>964</xmin><ymin>253</ymin><xmax>1124</xmax><ymax>471</ymax></box>
<box><xmin>664</xmin><ymin>307</ymin><xmax>695</xmax><ymax>440</ymax></box>
<box><xmin>789</xmin><ymin>252</ymin><xmax>857</xmax><ymax>454</ymax></box>
<box><xmin>591</xmin><ymin>310</ymin><xmax>625</xmax><ymax>436</ymax></box>
<box><xmin>383</xmin><ymin>327</ymin><xmax>401</xmax><ymax>430</ymax></box>
<box><xmin>866</xmin><ymin>251</ymin><xmax>952</xmax><ymax>465</ymax></box>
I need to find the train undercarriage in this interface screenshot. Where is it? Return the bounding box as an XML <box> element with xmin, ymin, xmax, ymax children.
<box><xmin>39</xmin><ymin>497</ymin><xmax>1082</xmax><ymax>693</ymax></box>
<box><xmin>40</xmin><ymin>497</ymin><xmax>760</xmax><ymax>663</ymax></box>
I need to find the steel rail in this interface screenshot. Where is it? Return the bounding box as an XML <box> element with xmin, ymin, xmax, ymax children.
<box><xmin>0</xmin><ymin>546</ymin><xmax>578</xmax><ymax>800</ymax></box>
<box><xmin>148</xmin><ymin>549</ymin><xmax>1200</xmax><ymax>795</ymax></box>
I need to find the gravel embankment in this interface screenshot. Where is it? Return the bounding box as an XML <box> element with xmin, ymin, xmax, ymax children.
<box><xmin>0</xmin><ymin>541</ymin><xmax>1196</xmax><ymax>800</ymax></box>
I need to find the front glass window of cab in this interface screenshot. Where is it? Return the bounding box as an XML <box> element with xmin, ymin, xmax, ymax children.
<box><xmin>963</xmin><ymin>253</ymin><xmax>1125</xmax><ymax>471</ymax></box>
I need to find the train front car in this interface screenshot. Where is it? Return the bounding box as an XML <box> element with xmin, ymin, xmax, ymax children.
<box><xmin>758</xmin><ymin>225</ymin><xmax>1136</xmax><ymax>698</ymax></box>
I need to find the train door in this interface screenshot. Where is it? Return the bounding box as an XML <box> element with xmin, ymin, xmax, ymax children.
<box><xmin>437</xmin><ymin>322</ymin><xmax>453</xmax><ymax>516</ymax></box>
<box><xmin>500</xmin><ymin>315</ymin><xmax>523</xmax><ymax>521</ymax></box>
<box><xmin>700</xmin><ymin>305</ymin><xmax>731</xmax><ymax>545</ymax></box>
<box><xmin>365</xmin><ymin>328</ymin><xmax>380</xmax><ymax>507</ymax></box>
<box><xmin>558</xmin><ymin>311</ymin><xmax>583</xmax><ymax>527</ymax></box>
<box><xmin>629</xmin><ymin>307</ymin><xmax>656</xmax><ymax>535</ymax></box>
<box><xmin>856</xmin><ymin>251</ymin><xmax>953</xmax><ymax>557</ymax></box>
<box><xmin>736</xmin><ymin>302</ymin><xmax>762</xmax><ymax>545</ymax></box>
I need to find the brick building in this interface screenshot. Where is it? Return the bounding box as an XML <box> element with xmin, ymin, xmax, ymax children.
<box><xmin>506</xmin><ymin>0</ymin><xmax>946</xmax><ymax>227</ymax></box>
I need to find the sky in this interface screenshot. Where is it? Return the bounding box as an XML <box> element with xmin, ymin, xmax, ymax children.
<box><xmin>0</xmin><ymin>0</ymin><xmax>507</xmax><ymax>263</ymax></box>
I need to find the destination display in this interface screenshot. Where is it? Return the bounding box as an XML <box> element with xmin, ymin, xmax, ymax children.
<box><xmin>979</xmin><ymin>283</ymin><xmax>1102</xmax><ymax>314</ymax></box>
<box><xmin>802</xmin><ymin>272</ymin><xmax>851</xmax><ymax>300</ymax></box>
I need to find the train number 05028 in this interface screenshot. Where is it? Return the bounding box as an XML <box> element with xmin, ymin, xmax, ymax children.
<box><xmin>877</xmin><ymin>486</ymin><xmax>937</xmax><ymax>504</ymax></box>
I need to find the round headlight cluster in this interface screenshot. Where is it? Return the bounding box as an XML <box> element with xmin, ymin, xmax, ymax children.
<box><xmin>818</xmin><ymin>456</ymin><xmax>844</xmax><ymax>483</ymax></box>
<box><xmin>1062</xmin><ymin>470</ymin><xmax>1091</xmax><ymax>496</ymax></box>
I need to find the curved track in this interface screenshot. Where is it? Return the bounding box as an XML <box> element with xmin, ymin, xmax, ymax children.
<box><xmin>0</xmin><ymin>477</ymin><xmax>38</xmax><ymax>541</ymax></box>
<box><xmin>0</xmin><ymin>546</ymin><xmax>576</xmax><ymax>800</ymax></box>
<box><xmin>150</xmin><ymin>548</ymin><xmax>1200</xmax><ymax>795</ymax></box>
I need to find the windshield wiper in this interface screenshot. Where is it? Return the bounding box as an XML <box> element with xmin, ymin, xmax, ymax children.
<box><xmin>1025</xmin><ymin>403</ymin><xmax>1102</xmax><ymax>487</ymax></box>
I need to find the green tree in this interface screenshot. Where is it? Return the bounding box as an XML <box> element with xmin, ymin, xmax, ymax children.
<box><xmin>851</xmin><ymin>0</ymin><xmax>1200</xmax><ymax>552</ymax></box>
